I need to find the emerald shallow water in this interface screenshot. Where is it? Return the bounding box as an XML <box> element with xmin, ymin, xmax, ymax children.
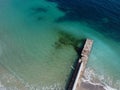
<box><xmin>0</xmin><ymin>0</ymin><xmax>120</xmax><ymax>90</ymax></box>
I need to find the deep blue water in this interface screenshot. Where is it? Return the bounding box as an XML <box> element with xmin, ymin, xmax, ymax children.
<box><xmin>47</xmin><ymin>0</ymin><xmax>120</xmax><ymax>41</ymax></box>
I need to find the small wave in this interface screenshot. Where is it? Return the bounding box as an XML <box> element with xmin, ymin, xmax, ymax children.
<box><xmin>24</xmin><ymin>83</ymin><xmax>64</xmax><ymax>90</ymax></box>
<box><xmin>0</xmin><ymin>78</ymin><xmax>64</xmax><ymax>90</ymax></box>
<box><xmin>0</xmin><ymin>81</ymin><xmax>6</xmax><ymax>90</ymax></box>
<box><xmin>0</xmin><ymin>82</ymin><xmax>4</xmax><ymax>88</ymax></box>
<box><xmin>82</xmin><ymin>67</ymin><xmax>119</xmax><ymax>90</ymax></box>
<box><xmin>0</xmin><ymin>73</ymin><xmax>64</xmax><ymax>90</ymax></box>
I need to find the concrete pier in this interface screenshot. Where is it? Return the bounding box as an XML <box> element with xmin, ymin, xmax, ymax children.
<box><xmin>73</xmin><ymin>39</ymin><xmax>93</xmax><ymax>90</ymax></box>
<box><xmin>67</xmin><ymin>39</ymin><xmax>93</xmax><ymax>90</ymax></box>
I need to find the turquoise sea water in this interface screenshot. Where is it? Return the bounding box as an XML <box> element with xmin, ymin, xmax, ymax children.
<box><xmin>0</xmin><ymin>0</ymin><xmax>120</xmax><ymax>90</ymax></box>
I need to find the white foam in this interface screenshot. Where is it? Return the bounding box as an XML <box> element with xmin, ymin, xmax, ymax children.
<box><xmin>83</xmin><ymin>68</ymin><xmax>119</xmax><ymax>90</ymax></box>
<box><xmin>0</xmin><ymin>81</ymin><xmax>6</xmax><ymax>90</ymax></box>
<box><xmin>82</xmin><ymin>78</ymin><xmax>117</xmax><ymax>90</ymax></box>
<box><xmin>104</xmin><ymin>85</ymin><xmax>117</xmax><ymax>90</ymax></box>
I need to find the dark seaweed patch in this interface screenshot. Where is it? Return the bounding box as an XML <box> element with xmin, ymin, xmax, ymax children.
<box><xmin>30</xmin><ymin>7</ymin><xmax>47</xmax><ymax>13</ymax></box>
<box><xmin>37</xmin><ymin>17</ymin><xmax>43</xmax><ymax>20</ymax></box>
<box><xmin>54</xmin><ymin>31</ymin><xmax>85</xmax><ymax>53</ymax></box>
<box><xmin>29</xmin><ymin>7</ymin><xmax>47</xmax><ymax>20</ymax></box>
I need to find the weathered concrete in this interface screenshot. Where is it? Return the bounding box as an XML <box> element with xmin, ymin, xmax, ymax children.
<box><xmin>72</xmin><ymin>39</ymin><xmax>93</xmax><ymax>90</ymax></box>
